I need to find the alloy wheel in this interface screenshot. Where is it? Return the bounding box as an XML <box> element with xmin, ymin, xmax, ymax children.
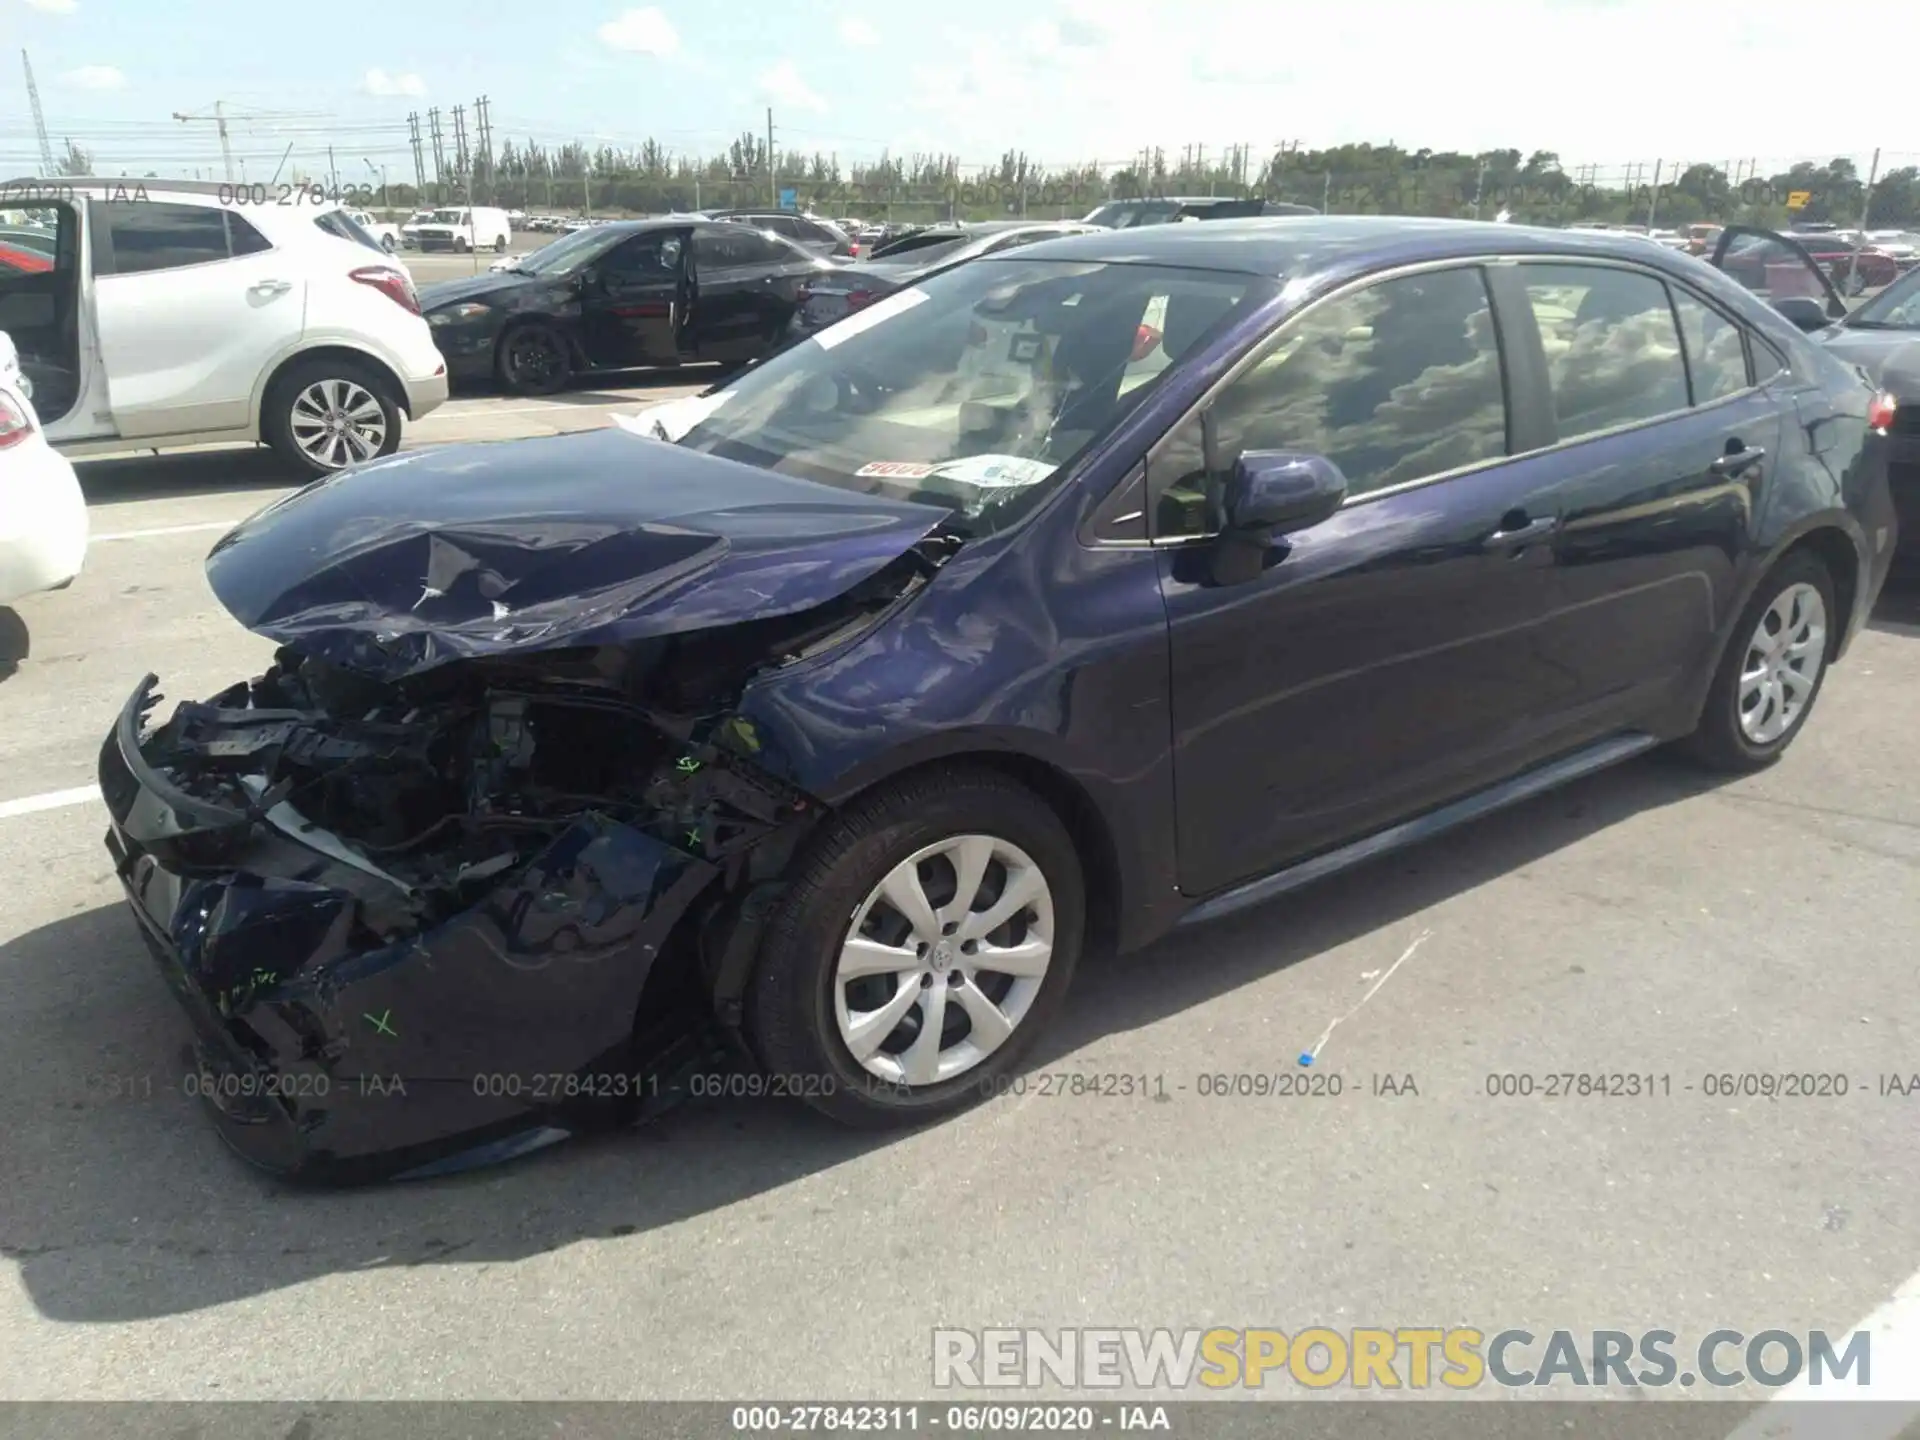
<box><xmin>504</xmin><ymin>330</ymin><xmax>564</xmax><ymax>389</ymax></box>
<box><xmin>288</xmin><ymin>378</ymin><xmax>387</xmax><ymax>470</ymax></box>
<box><xmin>1737</xmin><ymin>581</ymin><xmax>1827</xmax><ymax>745</ymax></box>
<box><xmin>832</xmin><ymin>833</ymin><xmax>1055</xmax><ymax>1087</ymax></box>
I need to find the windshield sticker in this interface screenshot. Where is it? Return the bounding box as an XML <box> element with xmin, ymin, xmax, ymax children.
<box><xmin>856</xmin><ymin>461</ymin><xmax>938</xmax><ymax>479</ymax></box>
<box><xmin>929</xmin><ymin>455</ymin><xmax>1058</xmax><ymax>488</ymax></box>
<box><xmin>812</xmin><ymin>286</ymin><xmax>929</xmax><ymax>349</ymax></box>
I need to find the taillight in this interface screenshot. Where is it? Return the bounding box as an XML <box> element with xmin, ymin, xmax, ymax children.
<box><xmin>1131</xmin><ymin>324</ymin><xmax>1162</xmax><ymax>363</ymax></box>
<box><xmin>1868</xmin><ymin>392</ymin><xmax>1898</xmax><ymax>431</ymax></box>
<box><xmin>350</xmin><ymin>265</ymin><xmax>420</xmax><ymax>315</ymax></box>
<box><xmin>0</xmin><ymin>391</ymin><xmax>34</xmax><ymax>449</ymax></box>
<box><xmin>845</xmin><ymin>290</ymin><xmax>875</xmax><ymax>312</ymax></box>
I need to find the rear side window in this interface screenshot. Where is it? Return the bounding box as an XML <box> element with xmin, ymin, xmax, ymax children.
<box><xmin>101</xmin><ymin>201</ymin><xmax>232</xmax><ymax>274</ymax></box>
<box><xmin>312</xmin><ymin>209</ymin><xmax>382</xmax><ymax>253</ymax></box>
<box><xmin>1669</xmin><ymin>288</ymin><xmax>1750</xmax><ymax>402</ymax></box>
<box><xmin>227</xmin><ymin>212</ymin><xmax>272</xmax><ymax>256</ymax></box>
<box><xmin>736</xmin><ymin>229</ymin><xmax>799</xmax><ymax>265</ymax></box>
<box><xmin>1520</xmin><ymin>263</ymin><xmax>1689</xmax><ymax>438</ymax></box>
<box><xmin>1151</xmin><ymin>265</ymin><xmax>1509</xmax><ymax>537</ymax></box>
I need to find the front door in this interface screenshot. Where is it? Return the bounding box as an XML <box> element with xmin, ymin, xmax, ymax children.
<box><xmin>91</xmin><ymin>199</ymin><xmax>305</xmax><ymax>439</ymax></box>
<box><xmin>1154</xmin><ymin>264</ymin><xmax>1573</xmax><ymax>896</ymax></box>
<box><xmin>0</xmin><ymin>197</ymin><xmax>110</xmax><ymax>439</ymax></box>
<box><xmin>1708</xmin><ymin>225</ymin><xmax>1849</xmax><ymax>328</ymax></box>
<box><xmin>580</xmin><ymin>228</ymin><xmax>688</xmax><ymax>369</ymax></box>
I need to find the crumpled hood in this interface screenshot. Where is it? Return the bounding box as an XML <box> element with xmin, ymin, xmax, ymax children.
<box><xmin>205</xmin><ymin>427</ymin><xmax>953</xmax><ymax>679</ymax></box>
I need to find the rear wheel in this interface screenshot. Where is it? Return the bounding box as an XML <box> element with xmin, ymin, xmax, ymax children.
<box><xmin>748</xmin><ymin>767</ymin><xmax>1085</xmax><ymax>1128</ymax></box>
<box><xmin>263</xmin><ymin>357</ymin><xmax>401</xmax><ymax>477</ymax></box>
<box><xmin>1679</xmin><ymin>550</ymin><xmax>1835</xmax><ymax>772</ymax></box>
<box><xmin>493</xmin><ymin>235</ymin><xmax>508</xmax><ymax>253</ymax></box>
<box><xmin>494</xmin><ymin>322</ymin><xmax>573</xmax><ymax>396</ymax></box>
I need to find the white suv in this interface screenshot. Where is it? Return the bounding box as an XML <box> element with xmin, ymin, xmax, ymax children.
<box><xmin>0</xmin><ymin>178</ymin><xmax>448</xmax><ymax>477</ymax></box>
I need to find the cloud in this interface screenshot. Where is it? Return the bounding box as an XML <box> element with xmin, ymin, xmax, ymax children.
<box><xmin>22</xmin><ymin>0</ymin><xmax>78</xmax><ymax>12</ymax></box>
<box><xmin>759</xmin><ymin>59</ymin><xmax>824</xmax><ymax>112</ymax></box>
<box><xmin>838</xmin><ymin>15</ymin><xmax>878</xmax><ymax>45</ymax></box>
<box><xmin>362</xmin><ymin>68</ymin><xmax>426</xmax><ymax>97</ymax></box>
<box><xmin>599</xmin><ymin>7</ymin><xmax>680</xmax><ymax>56</ymax></box>
<box><xmin>60</xmin><ymin>64</ymin><xmax>123</xmax><ymax>89</ymax></box>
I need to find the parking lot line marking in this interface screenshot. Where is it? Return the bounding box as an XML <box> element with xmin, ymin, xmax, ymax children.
<box><xmin>91</xmin><ymin>520</ymin><xmax>243</xmax><ymax>543</ymax></box>
<box><xmin>0</xmin><ymin>785</ymin><xmax>100</xmax><ymax>820</ymax></box>
<box><xmin>1723</xmin><ymin>1268</ymin><xmax>1920</xmax><ymax>1434</ymax></box>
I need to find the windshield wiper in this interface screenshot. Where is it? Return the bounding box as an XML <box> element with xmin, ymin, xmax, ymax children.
<box><xmin>1844</xmin><ymin>318</ymin><xmax>1911</xmax><ymax>330</ymax></box>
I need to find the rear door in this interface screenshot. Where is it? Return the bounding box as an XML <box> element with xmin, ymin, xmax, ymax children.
<box><xmin>91</xmin><ymin>199</ymin><xmax>305</xmax><ymax>439</ymax></box>
<box><xmin>689</xmin><ymin>227</ymin><xmax>796</xmax><ymax>360</ymax></box>
<box><xmin>1500</xmin><ymin>258</ymin><xmax>1781</xmax><ymax>735</ymax></box>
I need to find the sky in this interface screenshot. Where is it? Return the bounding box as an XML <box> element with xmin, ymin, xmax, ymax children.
<box><xmin>3</xmin><ymin>0</ymin><xmax>1914</xmax><ymax>183</ymax></box>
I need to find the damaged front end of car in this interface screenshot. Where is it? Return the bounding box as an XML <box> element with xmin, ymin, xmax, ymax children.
<box><xmin>98</xmin><ymin>431</ymin><xmax>961</xmax><ymax>1182</ymax></box>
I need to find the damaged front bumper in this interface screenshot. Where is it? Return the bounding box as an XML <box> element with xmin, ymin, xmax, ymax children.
<box><xmin>98</xmin><ymin>665</ymin><xmax>808</xmax><ymax>1184</ymax></box>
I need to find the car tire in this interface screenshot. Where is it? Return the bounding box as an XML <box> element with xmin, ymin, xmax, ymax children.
<box><xmin>1679</xmin><ymin>549</ymin><xmax>1836</xmax><ymax>773</ymax></box>
<box><xmin>493</xmin><ymin>235</ymin><xmax>508</xmax><ymax>253</ymax></box>
<box><xmin>494</xmin><ymin>322</ymin><xmax>573</xmax><ymax>396</ymax></box>
<box><xmin>262</xmin><ymin>356</ymin><xmax>402</xmax><ymax>478</ymax></box>
<box><xmin>382</xmin><ymin>234</ymin><xmax>397</xmax><ymax>253</ymax></box>
<box><xmin>748</xmin><ymin>766</ymin><xmax>1085</xmax><ymax>1129</ymax></box>
<box><xmin>454</xmin><ymin>236</ymin><xmax>470</xmax><ymax>254</ymax></box>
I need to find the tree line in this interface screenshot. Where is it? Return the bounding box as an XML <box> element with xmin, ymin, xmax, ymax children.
<box><xmin>62</xmin><ymin>136</ymin><xmax>1920</xmax><ymax>230</ymax></box>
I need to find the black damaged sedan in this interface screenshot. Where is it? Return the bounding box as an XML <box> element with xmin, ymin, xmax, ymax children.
<box><xmin>423</xmin><ymin>217</ymin><xmax>834</xmax><ymax>396</ymax></box>
<box><xmin>102</xmin><ymin>217</ymin><xmax>1897</xmax><ymax>1183</ymax></box>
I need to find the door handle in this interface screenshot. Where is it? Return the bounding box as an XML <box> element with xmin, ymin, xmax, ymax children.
<box><xmin>1710</xmin><ymin>445</ymin><xmax>1766</xmax><ymax>476</ymax></box>
<box><xmin>249</xmin><ymin>279</ymin><xmax>291</xmax><ymax>296</ymax></box>
<box><xmin>1482</xmin><ymin>513</ymin><xmax>1557</xmax><ymax>548</ymax></box>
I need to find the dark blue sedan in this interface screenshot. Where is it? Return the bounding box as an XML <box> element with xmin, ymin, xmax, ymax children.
<box><xmin>98</xmin><ymin>217</ymin><xmax>1898</xmax><ymax>1181</ymax></box>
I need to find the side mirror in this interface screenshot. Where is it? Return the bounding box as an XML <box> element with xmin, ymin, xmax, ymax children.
<box><xmin>1208</xmin><ymin>451</ymin><xmax>1347</xmax><ymax>587</ymax></box>
<box><xmin>1223</xmin><ymin>450</ymin><xmax>1348</xmax><ymax>536</ymax></box>
<box><xmin>1773</xmin><ymin>296</ymin><xmax>1833</xmax><ymax>332</ymax></box>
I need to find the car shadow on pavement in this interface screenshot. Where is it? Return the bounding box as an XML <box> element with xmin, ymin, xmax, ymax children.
<box><xmin>0</xmin><ymin>606</ymin><xmax>27</xmax><ymax>681</ymax></box>
<box><xmin>74</xmin><ymin>447</ymin><xmax>302</xmax><ymax>505</ymax></box>
<box><xmin>0</xmin><ymin>749</ymin><xmax>1729</xmax><ymax>1324</ymax></box>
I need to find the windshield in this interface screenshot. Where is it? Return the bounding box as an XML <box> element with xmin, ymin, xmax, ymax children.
<box><xmin>1847</xmin><ymin>267</ymin><xmax>1920</xmax><ymax>328</ymax></box>
<box><xmin>428</xmin><ymin>209</ymin><xmax>465</xmax><ymax>224</ymax></box>
<box><xmin>673</xmin><ymin>258</ymin><xmax>1269</xmax><ymax>537</ymax></box>
<box><xmin>1081</xmin><ymin>202</ymin><xmax>1182</xmax><ymax>229</ymax></box>
<box><xmin>509</xmin><ymin>226</ymin><xmax>624</xmax><ymax>275</ymax></box>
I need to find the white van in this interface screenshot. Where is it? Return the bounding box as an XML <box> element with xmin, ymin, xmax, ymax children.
<box><xmin>0</xmin><ymin>177</ymin><xmax>449</xmax><ymax>477</ymax></box>
<box><xmin>408</xmin><ymin>205</ymin><xmax>513</xmax><ymax>253</ymax></box>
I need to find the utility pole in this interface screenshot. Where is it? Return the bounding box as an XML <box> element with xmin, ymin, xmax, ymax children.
<box><xmin>172</xmin><ymin>102</ymin><xmax>236</xmax><ymax>182</ymax></box>
<box><xmin>474</xmin><ymin>94</ymin><xmax>492</xmax><ymax>204</ymax></box>
<box><xmin>1646</xmin><ymin>158</ymin><xmax>1663</xmax><ymax>229</ymax></box>
<box><xmin>451</xmin><ymin>104</ymin><xmax>468</xmax><ymax>189</ymax></box>
<box><xmin>1854</xmin><ymin>146</ymin><xmax>1882</xmax><ymax>275</ymax></box>
<box><xmin>427</xmin><ymin>107</ymin><xmax>445</xmax><ymax>195</ymax></box>
<box><xmin>407</xmin><ymin>111</ymin><xmax>426</xmax><ymax>192</ymax></box>
<box><xmin>364</xmin><ymin>158</ymin><xmax>387</xmax><ymax>209</ymax></box>
<box><xmin>327</xmin><ymin>144</ymin><xmax>338</xmax><ymax>197</ymax></box>
<box><xmin>1323</xmin><ymin>169</ymin><xmax>1332</xmax><ymax>215</ymax></box>
<box><xmin>767</xmin><ymin>107</ymin><xmax>777</xmax><ymax>207</ymax></box>
<box><xmin>22</xmin><ymin>52</ymin><xmax>55</xmax><ymax>175</ymax></box>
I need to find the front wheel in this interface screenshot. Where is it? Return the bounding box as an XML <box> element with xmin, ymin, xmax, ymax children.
<box><xmin>263</xmin><ymin>358</ymin><xmax>401</xmax><ymax>477</ymax></box>
<box><xmin>454</xmin><ymin>235</ymin><xmax>470</xmax><ymax>253</ymax></box>
<box><xmin>748</xmin><ymin>767</ymin><xmax>1085</xmax><ymax>1128</ymax></box>
<box><xmin>381</xmin><ymin>234</ymin><xmax>397</xmax><ymax>253</ymax></box>
<box><xmin>1679</xmin><ymin>550</ymin><xmax>1836</xmax><ymax>772</ymax></box>
<box><xmin>494</xmin><ymin>322</ymin><xmax>573</xmax><ymax>396</ymax></box>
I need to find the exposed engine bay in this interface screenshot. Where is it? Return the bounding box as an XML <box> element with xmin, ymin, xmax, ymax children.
<box><xmin>98</xmin><ymin>530</ymin><xmax>959</xmax><ymax>1182</ymax></box>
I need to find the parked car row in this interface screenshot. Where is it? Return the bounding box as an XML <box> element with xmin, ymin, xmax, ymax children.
<box><xmin>81</xmin><ymin>214</ymin><xmax>1902</xmax><ymax>1182</ymax></box>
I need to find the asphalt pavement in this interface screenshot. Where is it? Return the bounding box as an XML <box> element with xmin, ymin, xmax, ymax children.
<box><xmin>0</xmin><ymin>379</ymin><xmax>1918</xmax><ymax>1418</ymax></box>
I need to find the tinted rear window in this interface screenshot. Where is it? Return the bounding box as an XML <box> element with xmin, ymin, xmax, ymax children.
<box><xmin>313</xmin><ymin>209</ymin><xmax>385</xmax><ymax>253</ymax></box>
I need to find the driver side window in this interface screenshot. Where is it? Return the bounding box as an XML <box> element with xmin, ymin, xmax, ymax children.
<box><xmin>603</xmin><ymin>231</ymin><xmax>683</xmax><ymax>279</ymax></box>
<box><xmin>1148</xmin><ymin>266</ymin><xmax>1509</xmax><ymax>539</ymax></box>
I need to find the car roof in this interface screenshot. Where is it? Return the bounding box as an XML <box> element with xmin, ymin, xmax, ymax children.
<box><xmin>987</xmin><ymin>214</ymin><xmax>1744</xmax><ymax>280</ymax></box>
